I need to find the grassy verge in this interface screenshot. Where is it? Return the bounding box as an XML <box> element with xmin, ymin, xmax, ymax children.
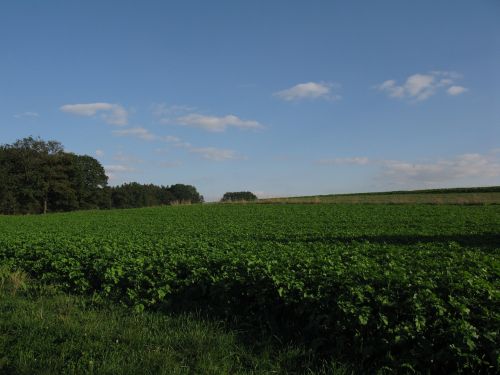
<box><xmin>260</xmin><ymin>192</ymin><xmax>500</xmax><ymax>204</ymax></box>
<box><xmin>0</xmin><ymin>268</ymin><xmax>350</xmax><ymax>375</ymax></box>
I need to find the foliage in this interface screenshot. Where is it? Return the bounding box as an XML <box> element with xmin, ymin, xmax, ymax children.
<box><xmin>0</xmin><ymin>137</ymin><xmax>108</xmax><ymax>214</ymax></box>
<box><xmin>0</xmin><ymin>137</ymin><xmax>203</xmax><ymax>214</ymax></box>
<box><xmin>221</xmin><ymin>191</ymin><xmax>257</xmax><ymax>202</ymax></box>
<box><xmin>0</xmin><ymin>204</ymin><xmax>499</xmax><ymax>373</ymax></box>
<box><xmin>109</xmin><ymin>183</ymin><xmax>174</xmax><ymax>208</ymax></box>
<box><xmin>168</xmin><ymin>184</ymin><xmax>204</xmax><ymax>204</ymax></box>
<box><xmin>1</xmin><ymin>268</ymin><xmax>346</xmax><ymax>374</ymax></box>
<box><xmin>109</xmin><ymin>183</ymin><xmax>203</xmax><ymax>208</ymax></box>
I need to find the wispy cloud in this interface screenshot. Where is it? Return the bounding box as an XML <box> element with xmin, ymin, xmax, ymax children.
<box><xmin>382</xmin><ymin>153</ymin><xmax>500</xmax><ymax>184</ymax></box>
<box><xmin>112</xmin><ymin>127</ymin><xmax>185</xmax><ymax>146</ymax></box>
<box><xmin>14</xmin><ymin>111</ymin><xmax>39</xmax><ymax>119</ymax></box>
<box><xmin>104</xmin><ymin>164</ymin><xmax>136</xmax><ymax>173</ymax></box>
<box><xmin>112</xmin><ymin>127</ymin><xmax>158</xmax><ymax>141</ymax></box>
<box><xmin>95</xmin><ymin>149</ymin><xmax>105</xmax><ymax>157</ymax></box>
<box><xmin>176</xmin><ymin>114</ymin><xmax>264</xmax><ymax>132</ymax></box>
<box><xmin>112</xmin><ymin>126</ymin><xmax>243</xmax><ymax>162</ymax></box>
<box><xmin>188</xmin><ymin>147</ymin><xmax>243</xmax><ymax>161</ymax></box>
<box><xmin>447</xmin><ymin>85</ymin><xmax>468</xmax><ymax>96</ymax></box>
<box><xmin>113</xmin><ymin>151</ymin><xmax>143</xmax><ymax>164</ymax></box>
<box><xmin>164</xmin><ymin>135</ymin><xmax>182</xmax><ymax>143</ymax></box>
<box><xmin>60</xmin><ymin>102</ymin><xmax>128</xmax><ymax>125</ymax></box>
<box><xmin>375</xmin><ymin>71</ymin><xmax>467</xmax><ymax>101</ymax></box>
<box><xmin>152</xmin><ymin>103</ymin><xmax>265</xmax><ymax>133</ymax></box>
<box><xmin>274</xmin><ymin>82</ymin><xmax>340</xmax><ymax>101</ymax></box>
<box><xmin>157</xmin><ymin>161</ymin><xmax>182</xmax><ymax>168</ymax></box>
<box><xmin>317</xmin><ymin>150</ymin><xmax>500</xmax><ymax>186</ymax></box>
<box><xmin>317</xmin><ymin>157</ymin><xmax>370</xmax><ymax>165</ymax></box>
<box><xmin>104</xmin><ymin>164</ymin><xmax>138</xmax><ymax>184</ymax></box>
<box><xmin>151</xmin><ymin>103</ymin><xmax>196</xmax><ymax>124</ymax></box>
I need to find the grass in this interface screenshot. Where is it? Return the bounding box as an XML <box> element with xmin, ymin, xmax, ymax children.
<box><xmin>260</xmin><ymin>187</ymin><xmax>500</xmax><ymax>204</ymax></box>
<box><xmin>0</xmin><ymin>268</ymin><xmax>351</xmax><ymax>375</ymax></box>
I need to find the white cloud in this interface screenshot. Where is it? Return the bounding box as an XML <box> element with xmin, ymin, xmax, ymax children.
<box><xmin>112</xmin><ymin>126</ymin><xmax>243</xmax><ymax>162</ymax></box>
<box><xmin>447</xmin><ymin>85</ymin><xmax>468</xmax><ymax>96</ymax></box>
<box><xmin>176</xmin><ymin>114</ymin><xmax>264</xmax><ymax>132</ymax></box>
<box><xmin>173</xmin><ymin>140</ymin><xmax>193</xmax><ymax>148</ymax></box>
<box><xmin>381</xmin><ymin>153</ymin><xmax>500</xmax><ymax>185</ymax></box>
<box><xmin>95</xmin><ymin>149</ymin><xmax>105</xmax><ymax>157</ymax></box>
<box><xmin>103</xmin><ymin>105</ymin><xmax>128</xmax><ymax>125</ymax></box>
<box><xmin>406</xmin><ymin>74</ymin><xmax>435</xmax><ymax>100</ymax></box>
<box><xmin>376</xmin><ymin>71</ymin><xmax>467</xmax><ymax>101</ymax></box>
<box><xmin>113</xmin><ymin>152</ymin><xmax>143</xmax><ymax>163</ymax></box>
<box><xmin>154</xmin><ymin>148</ymin><xmax>169</xmax><ymax>154</ymax></box>
<box><xmin>112</xmin><ymin>127</ymin><xmax>186</xmax><ymax>145</ymax></box>
<box><xmin>14</xmin><ymin>111</ymin><xmax>39</xmax><ymax>119</ymax></box>
<box><xmin>112</xmin><ymin>127</ymin><xmax>158</xmax><ymax>141</ymax></box>
<box><xmin>157</xmin><ymin>161</ymin><xmax>182</xmax><ymax>168</ymax></box>
<box><xmin>61</xmin><ymin>103</ymin><xmax>112</xmax><ymax>116</ymax></box>
<box><xmin>274</xmin><ymin>82</ymin><xmax>339</xmax><ymax>101</ymax></box>
<box><xmin>151</xmin><ymin>103</ymin><xmax>196</xmax><ymax>124</ymax></box>
<box><xmin>60</xmin><ymin>102</ymin><xmax>128</xmax><ymax>125</ymax></box>
<box><xmin>163</xmin><ymin>135</ymin><xmax>181</xmax><ymax>143</ymax></box>
<box><xmin>377</xmin><ymin>80</ymin><xmax>405</xmax><ymax>98</ymax></box>
<box><xmin>152</xmin><ymin>103</ymin><xmax>265</xmax><ymax>133</ymax></box>
<box><xmin>104</xmin><ymin>164</ymin><xmax>138</xmax><ymax>184</ymax></box>
<box><xmin>104</xmin><ymin>164</ymin><xmax>136</xmax><ymax>173</ymax></box>
<box><xmin>317</xmin><ymin>150</ymin><xmax>500</xmax><ymax>186</ymax></box>
<box><xmin>188</xmin><ymin>147</ymin><xmax>242</xmax><ymax>161</ymax></box>
<box><xmin>317</xmin><ymin>157</ymin><xmax>370</xmax><ymax>165</ymax></box>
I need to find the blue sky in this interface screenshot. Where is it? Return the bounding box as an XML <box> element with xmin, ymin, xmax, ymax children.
<box><xmin>1</xmin><ymin>1</ymin><xmax>499</xmax><ymax>201</ymax></box>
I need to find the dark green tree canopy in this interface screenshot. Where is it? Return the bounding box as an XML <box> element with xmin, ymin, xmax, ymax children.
<box><xmin>107</xmin><ymin>183</ymin><xmax>204</xmax><ymax>209</ymax></box>
<box><xmin>0</xmin><ymin>137</ymin><xmax>108</xmax><ymax>214</ymax></box>
<box><xmin>0</xmin><ymin>137</ymin><xmax>204</xmax><ymax>214</ymax></box>
<box><xmin>110</xmin><ymin>183</ymin><xmax>176</xmax><ymax>209</ymax></box>
<box><xmin>221</xmin><ymin>191</ymin><xmax>257</xmax><ymax>202</ymax></box>
<box><xmin>10</xmin><ymin>136</ymin><xmax>64</xmax><ymax>155</ymax></box>
<box><xmin>169</xmin><ymin>184</ymin><xmax>204</xmax><ymax>203</ymax></box>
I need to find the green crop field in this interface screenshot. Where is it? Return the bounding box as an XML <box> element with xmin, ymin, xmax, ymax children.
<box><xmin>1</xmin><ymin>204</ymin><xmax>499</xmax><ymax>374</ymax></box>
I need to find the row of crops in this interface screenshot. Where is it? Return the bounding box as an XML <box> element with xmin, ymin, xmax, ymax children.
<box><xmin>0</xmin><ymin>204</ymin><xmax>499</xmax><ymax>373</ymax></box>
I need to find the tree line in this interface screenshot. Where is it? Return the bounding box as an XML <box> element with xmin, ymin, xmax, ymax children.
<box><xmin>0</xmin><ymin>137</ymin><xmax>203</xmax><ymax>215</ymax></box>
<box><xmin>220</xmin><ymin>191</ymin><xmax>257</xmax><ymax>202</ymax></box>
<box><xmin>110</xmin><ymin>182</ymin><xmax>203</xmax><ymax>209</ymax></box>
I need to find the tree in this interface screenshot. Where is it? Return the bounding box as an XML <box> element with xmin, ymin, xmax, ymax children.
<box><xmin>168</xmin><ymin>184</ymin><xmax>204</xmax><ymax>203</ymax></box>
<box><xmin>0</xmin><ymin>151</ymin><xmax>17</xmax><ymax>214</ymax></box>
<box><xmin>0</xmin><ymin>191</ymin><xmax>17</xmax><ymax>214</ymax></box>
<box><xmin>4</xmin><ymin>137</ymin><xmax>69</xmax><ymax>213</ymax></box>
<box><xmin>109</xmin><ymin>183</ymin><xmax>180</xmax><ymax>208</ymax></box>
<box><xmin>0</xmin><ymin>138</ymin><xmax>46</xmax><ymax>213</ymax></box>
<box><xmin>69</xmin><ymin>154</ymin><xmax>108</xmax><ymax>209</ymax></box>
<box><xmin>220</xmin><ymin>191</ymin><xmax>257</xmax><ymax>202</ymax></box>
<box><xmin>0</xmin><ymin>137</ymin><xmax>109</xmax><ymax>214</ymax></box>
<box><xmin>0</xmin><ymin>136</ymin><xmax>204</xmax><ymax>214</ymax></box>
<box><xmin>11</xmin><ymin>136</ymin><xmax>63</xmax><ymax>154</ymax></box>
<box><xmin>43</xmin><ymin>152</ymin><xmax>79</xmax><ymax>212</ymax></box>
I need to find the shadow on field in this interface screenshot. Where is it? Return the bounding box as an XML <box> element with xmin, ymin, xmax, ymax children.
<box><xmin>260</xmin><ymin>233</ymin><xmax>500</xmax><ymax>249</ymax></box>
